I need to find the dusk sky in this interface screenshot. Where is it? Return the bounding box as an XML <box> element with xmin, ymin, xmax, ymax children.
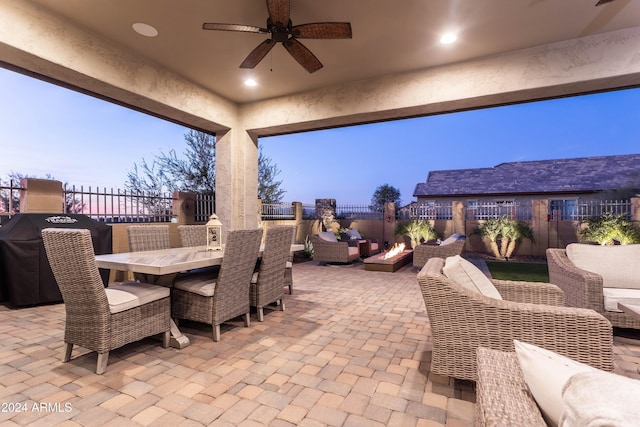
<box><xmin>1</xmin><ymin>66</ymin><xmax>639</xmax><ymax>206</ymax></box>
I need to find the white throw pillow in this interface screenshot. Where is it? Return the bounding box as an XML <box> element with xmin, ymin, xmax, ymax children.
<box><xmin>442</xmin><ymin>255</ymin><xmax>502</xmax><ymax>299</ymax></box>
<box><xmin>440</xmin><ymin>233</ymin><xmax>461</xmax><ymax>246</ymax></box>
<box><xmin>514</xmin><ymin>340</ymin><xmax>596</xmax><ymax>427</ymax></box>
<box><xmin>346</xmin><ymin>229</ymin><xmax>362</xmax><ymax>239</ymax></box>
<box><xmin>317</xmin><ymin>231</ymin><xmax>338</xmax><ymax>242</ymax></box>
<box><xmin>560</xmin><ymin>370</ymin><xmax>640</xmax><ymax>427</ymax></box>
<box><xmin>566</xmin><ymin>243</ymin><xmax>640</xmax><ymax>289</ymax></box>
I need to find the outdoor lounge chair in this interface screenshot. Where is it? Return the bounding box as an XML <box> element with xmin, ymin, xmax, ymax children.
<box><xmin>171</xmin><ymin>228</ymin><xmax>262</xmax><ymax>341</ymax></box>
<box><xmin>547</xmin><ymin>246</ymin><xmax>640</xmax><ymax>330</ymax></box>
<box><xmin>416</xmin><ymin>257</ymin><xmax>614</xmax><ymax>381</ymax></box>
<box><xmin>250</xmin><ymin>225</ymin><xmax>296</xmax><ymax>321</ymax></box>
<box><xmin>310</xmin><ymin>232</ymin><xmax>360</xmax><ymax>264</ymax></box>
<box><xmin>177</xmin><ymin>224</ymin><xmax>207</xmax><ymax>247</ymax></box>
<box><xmin>42</xmin><ymin>228</ymin><xmax>171</xmax><ymax>374</ymax></box>
<box><xmin>412</xmin><ymin>233</ymin><xmax>465</xmax><ymax>268</ymax></box>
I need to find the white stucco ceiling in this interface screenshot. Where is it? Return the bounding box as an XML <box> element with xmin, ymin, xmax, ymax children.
<box><xmin>26</xmin><ymin>0</ymin><xmax>640</xmax><ymax>104</ymax></box>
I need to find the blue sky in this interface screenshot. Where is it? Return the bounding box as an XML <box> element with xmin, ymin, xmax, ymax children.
<box><xmin>1</xmin><ymin>67</ymin><xmax>639</xmax><ymax>205</ymax></box>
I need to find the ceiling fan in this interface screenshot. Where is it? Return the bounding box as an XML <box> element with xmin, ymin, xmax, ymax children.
<box><xmin>202</xmin><ymin>0</ymin><xmax>352</xmax><ymax>73</ymax></box>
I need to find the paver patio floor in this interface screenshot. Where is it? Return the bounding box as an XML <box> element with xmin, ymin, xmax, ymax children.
<box><xmin>1</xmin><ymin>261</ymin><xmax>639</xmax><ymax>426</ymax></box>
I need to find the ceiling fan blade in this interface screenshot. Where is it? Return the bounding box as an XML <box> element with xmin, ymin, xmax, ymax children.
<box><xmin>203</xmin><ymin>23</ymin><xmax>267</xmax><ymax>33</ymax></box>
<box><xmin>266</xmin><ymin>0</ymin><xmax>290</xmax><ymax>26</ymax></box>
<box><xmin>283</xmin><ymin>38</ymin><xmax>323</xmax><ymax>73</ymax></box>
<box><xmin>292</xmin><ymin>22</ymin><xmax>352</xmax><ymax>39</ymax></box>
<box><xmin>240</xmin><ymin>39</ymin><xmax>276</xmax><ymax>69</ymax></box>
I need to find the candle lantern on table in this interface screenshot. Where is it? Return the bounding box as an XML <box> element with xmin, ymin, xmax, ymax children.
<box><xmin>206</xmin><ymin>214</ymin><xmax>223</xmax><ymax>251</ymax></box>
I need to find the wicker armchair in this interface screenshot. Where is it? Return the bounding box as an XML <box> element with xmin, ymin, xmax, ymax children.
<box><xmin>475</xmin><ymin>347</ymin><xmax>547</xmax><ymax>426</ymax></box>
<box><xmin>547</xmin><ymin>248</ymin><xmax>640</xmax><ymax>330</ymax></box>
<box><xmin>413</xmin><ymin>235</ymin><xmax>465</xmax><ymax>268</ymax></box>
<box><xmin>172</xmin><ymin>229</ymin><xmax>262</xmax><ymax>341</ymax></box>
<box><xmin>177</xmin><ymin>224</ymin><xmax>207</xmax><ymax>247</ymax></box>
<box><xmin>310</xmin><ymin>233</ymin><xmax>360</xmax><ymax>264</ymax></box>
<box><xmin>251</xmin><ymin>225</ymin><xmax>296</xmax><ymax>321</ymax></box>
<box><xmin>42</xmin><ymin>228</ymin><xmax>171</xmax><ymax>374</ymax></box>
<box><xmin>417</xmin><ymin>257</ymin><xmax>614</xmax><ymax>381</ymax></box>
<box><xmin>127</xmin><ymin>225</ymin><xmax>175</xmax><ymax>285</ymax></box>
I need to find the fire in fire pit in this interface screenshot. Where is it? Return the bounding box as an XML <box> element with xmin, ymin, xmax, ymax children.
<box><xmin>383</xmin><ymin>242</ymin><xmax>406</xmax><ymax>260</ymax></box>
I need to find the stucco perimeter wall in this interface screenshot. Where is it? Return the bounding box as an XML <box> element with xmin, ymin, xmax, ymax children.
<box><xmin>241</xmin><ymin>27</ymin><xmax>640</xmax><ymax>136</ymax></box>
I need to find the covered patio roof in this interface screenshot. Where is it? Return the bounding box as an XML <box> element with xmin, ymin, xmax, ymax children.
<box><xmin>1</xmin><ymin>0</ymin><xmax>640</xmax><ymax>228</ymax></box>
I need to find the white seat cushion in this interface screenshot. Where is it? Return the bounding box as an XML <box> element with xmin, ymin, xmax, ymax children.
<box><xmin>443</xmin><ymin>255</ymin><xmax>502</xmax><ymax>300</ymax></box>
<box><xmin>602</xmin><ymin>288</ymin><xmax>640</xmax><ymax>312</ymax></box>
<box><xmin>348</xmin><ymin>247</ymin><xmax>359</xmax><ymax>256</ymax></box>
<box><xmin>250</xmin><ymin>271</ymin><xmax>259</xmax><ymax>284</ymax></box>
<box><xmin>560</xmin><ymin>370</ymin><xmax>640</xmax><ymax>427</ymax></box>
<box><xmin>285</xmin><ymin>261</ymin><xmax>292</xmax><ymax>269</ymax></box>
<box><xmin>174</xmin><ymin>275</ymin><xmax>217</xmax><ymax>297</ymax></box>
<box><xmin>105</xmin><ymin>282</ymin><xmax>170</xmax><ymax>314</ymax></box>
<box><xmin>514</xmin><ymin>340</ymin><xmax>596</xmax><ymax>427</ymax></box>
<box><xmin>566</xmin><ymin>243</ymin><xmax>640</xmax><ymax>289</ymax></box>
<box><xmin>370</xmin><ymin>242</ymin><xmax>379</xmax><ymax>251</ymax></box>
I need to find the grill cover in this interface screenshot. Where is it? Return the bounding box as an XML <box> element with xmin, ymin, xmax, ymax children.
<box><xmin>0</xmin><ymin>214</ymin><xmax>112</xmax><ymax>306</ymax></box>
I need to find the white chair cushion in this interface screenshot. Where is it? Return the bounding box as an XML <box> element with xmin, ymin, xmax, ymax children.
<box><xmin>370</xmin><ymin>242</ymin><xmax>379</xmax><ymax>251</ymax></box>
<box><xmin>443</xmin><ymin>255</ymin><xmax>502</xmax><ymax>300</ymax></box>
<box><xmin>602</xmin><ymin>288</ymin><xmax>640</xmax><ymax>312</ymax></box>
<box><xmin>514</xmin><ymin>340</ymin><xmax>596</xmax><ymax>427</ymax></box>
<box><xmin>105</xmin><ymin>282</ymin><xmax>170</xmax><ymax>314</ymax></box>
<box><xmin>285</xmin><ymin>261</ymin><xmax>292</xmax><ymax>269</ymax></box>
<box><xmin>317</xmin><ymin>231</ymin><xmax>338</xmax><ymax>242</ymax></box>
<box><xmin>566</xmin><ymin>243</ymin><xmax>640</xmax><ymax>289</ymax></box>
<box><xmin>348</xmin><ymin>247</ymin><xmax>359</xmax><ymax>256</ymax></box>
<box><xmin>560</xmin><ymin>370</ymin><xmax>640</xmax><ymax>427</ymax></box>
<box><xmin>250</xmin><ymin>271</ymin><xmax>259</xmax><ymax>284</ymax></box>
<box><xmin>174</xmin><ymin>275</ymin><xmax>216</xmax><ymax>297</ymax></box>
<box><xmin>346</xmin><ymin>229</ymin><xmax>362</xmax><ymax>239</ymax></box>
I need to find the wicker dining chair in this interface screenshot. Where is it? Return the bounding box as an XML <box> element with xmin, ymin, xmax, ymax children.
<box><xmin>171</xmin><ymin>228</ymin><xmax>263</xmax><ymax>341</ymax></box>
<box><xmin>42</xmin><ymin>228</ymin><xmax>171</xmax><ymax>374</ymax></box>
<box><xmin>127</xmin><ymin>225</ymin><xmax>175</xmax><ymax>285</ymax></box>
<box><xmin>416</xmin><ymin>257</ymin><xmax>614</xmax><ymax>381</ymax></box>
<box><xmin>177</xmin><ymin>224</ymin><xmax>207</xmax><ymax>247</ymax></box>
<box><xmin>251</xmin><ymin>225</ymin><xmax>296</xmax><ymax>321</ymax></box>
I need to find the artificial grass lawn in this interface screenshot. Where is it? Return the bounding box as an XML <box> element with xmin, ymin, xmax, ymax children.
<box><xmin>485</xmin><ymin>261</ymin><xmax>549</xmax><ymax>282</ymax></box>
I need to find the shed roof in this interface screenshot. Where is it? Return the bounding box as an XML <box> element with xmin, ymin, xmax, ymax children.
<box><xmin>413</xmin><ymin>154</ymin><xmax>640</xmax><ymax>197</ymax></box>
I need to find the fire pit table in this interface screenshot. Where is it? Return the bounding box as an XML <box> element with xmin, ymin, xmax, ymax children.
<box><xmin>364</xmin><ymin>246</ymin><xmax>413</xmax><ymax>272</ymax></box>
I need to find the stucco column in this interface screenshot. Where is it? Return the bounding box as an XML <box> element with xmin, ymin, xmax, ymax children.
<box><xmin>215</xmin><ymin>128</ymin><xmax>259</xmax><ymax>234</ymax></box>
<box><xmin>19</xmin><ymin>178</ymin><xmax>63</xmax><ymax>213</ymax></box>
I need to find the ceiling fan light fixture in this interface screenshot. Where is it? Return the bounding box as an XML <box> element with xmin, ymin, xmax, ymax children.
<box><xmin>440</xmin><ymin>32</ymin><xmax>458</xmax><ymax>45</ymax></box>
<box><xmin>244</xmin><ymin>78</ymin><xmax>258</xmax><ymax>87</ymax></box>
<box><xmin>132</xmin><ymin>22</ymin><xmax>158</xmax><ymax>37</ymax></box>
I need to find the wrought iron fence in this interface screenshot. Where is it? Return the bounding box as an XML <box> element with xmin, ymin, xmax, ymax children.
<box><xmin>549</xmin><ymin>199</ymin><xmax>631</xmax><ymax>221</ymax></box>
<box><xmin>194</xmin><ymin>193</ymin><xmax>216</xmax><ymax>222</ymax></box>
<box><xmin>403</xmin><ymin>202</ymin><xmax>453</xmax><ymax>220</ymax></box>
<box><xmin>63</xmin><ymin>185</ymin><xmax>175</xmax><ymax>223</ymax></box>
<box><xmin>335</xmin><ymin>204</ymin><xmax>383</xmax><ymax>220</ymax></box>
<box><xmin>466</xmin><ymin>201</ymin><xmax>532</xmax><ymax>220</ymax></box>
<box><xmin>0</xmin><ymin>179</ymin><xmax>22</xmax><ymax>223</ymax></box>
<box><xmin>261</xmin><ymin>202</ymin><xmax>295</xmax><ymax>220</ymax></box>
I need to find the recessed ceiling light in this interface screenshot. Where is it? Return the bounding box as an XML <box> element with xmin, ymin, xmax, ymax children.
<box><xmin>244</xmin><ymin>79</ymin><xmax>257</xmax><ymax>87</ymax></box>
<box><xmin>132</xmin><ymin>22</ymin><xmax>158</xmax><ymax>37</ymax></box>
<box><xmin>440</xmin><ymin>32</ymin><xmax>457</xmax><ymax>44</ymax></box>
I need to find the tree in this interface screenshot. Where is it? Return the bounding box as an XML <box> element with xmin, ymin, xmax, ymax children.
<box><xmin>579</xmin><ymin>212</ymin><xmax>640</xmax><ymax>245</ymax></box>
<box><xmin>473</xmin><ymin>216</ymin><xmax>535</xmax><ymax>259</ymax></box>
<box><xmin>258</xmin><ymin>146</ymin><xmax>286</xmax><ymax>203</ymax></box>
<box><xmin>370</xmin><ymin>184</ymin><xmax>401</xmax><ymax>212</ymax></box>
<box><xmin>126</xmin><ymin>130</ymin><xmax>285</xmax><ymax>205</ymax></box>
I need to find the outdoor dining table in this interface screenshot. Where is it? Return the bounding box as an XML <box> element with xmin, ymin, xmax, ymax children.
<box><xmin>95</xmin><ymin>243</ymin><xmax>304</xmax><ymax>348</ymax></box>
